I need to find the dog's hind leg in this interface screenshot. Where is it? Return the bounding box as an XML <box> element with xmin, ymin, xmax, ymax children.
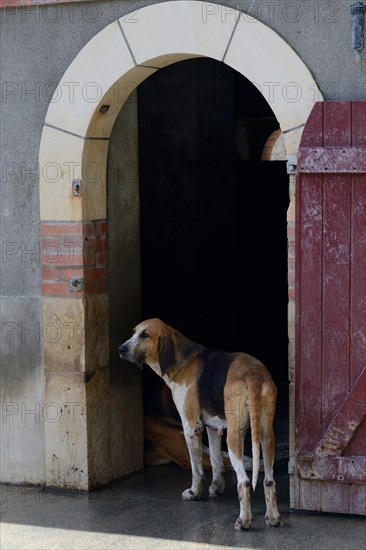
<box><xmin>260</xmin><ymin>400</ymin><xmax>283</xmax><ymax>527</ymax></box>
<box><xmin>206</xmin><ymin>426</ymin><xmax>226</xmax><ymax>497</ymax></box>
<box><xmin>226</xmin><ymin>400</ymin><xmax>252</xmax><ymax>530</ymax></box>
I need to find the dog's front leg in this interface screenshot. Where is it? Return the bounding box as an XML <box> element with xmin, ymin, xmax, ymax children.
<box><xmin>181</xmin><ymin>420</ymin><xmax>205</xmax><ymax>501</ymax></box>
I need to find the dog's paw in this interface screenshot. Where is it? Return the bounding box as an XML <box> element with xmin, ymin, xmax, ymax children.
<box><xmin>265</xmin><ymin>514</ymin><xmax>284</xmax><ymax>527</ymax></box>
<box><xmin>234</xmin><ymin>516</ymin><xmax>252</xmax><ymax>531</ymax></box>
<box><xmin>182</xmin><ymin>488</ymin><xmax>202</xmax><ymax>501</ymax></box>
<box><xmin>209</xmin><ymin>478</ymin><xmax>226</xmax><ymax>498</ymax></box>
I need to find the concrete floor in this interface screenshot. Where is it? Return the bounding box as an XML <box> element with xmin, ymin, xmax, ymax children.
<box><xmin>1</xmin><ymin>462</ymin><xmax>365</xmax><ymax>550</ymax></box>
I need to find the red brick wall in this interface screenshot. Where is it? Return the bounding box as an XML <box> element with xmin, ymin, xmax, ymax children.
<box><xmin>40</xmin><ymin>220</ymin><xmax>108</xmax><ymax>296</ymax></box>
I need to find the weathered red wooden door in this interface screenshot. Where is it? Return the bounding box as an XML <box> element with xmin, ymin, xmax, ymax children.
<box><xmin>295</xmin><ymin>101</ymin><xmax>366</xmax><ymax>515</ymax></box>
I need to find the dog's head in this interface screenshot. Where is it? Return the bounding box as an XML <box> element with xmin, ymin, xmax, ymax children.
<box><xmin>118</xmin><ymin>318</ymin><xmax>176</xmax><ymax>376</ymax></box>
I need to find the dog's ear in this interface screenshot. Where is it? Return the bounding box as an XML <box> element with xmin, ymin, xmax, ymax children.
<box><xmin>159</xmin><ymin>335</ymin><xmax>175</xmax><ymax>376</ymax></box>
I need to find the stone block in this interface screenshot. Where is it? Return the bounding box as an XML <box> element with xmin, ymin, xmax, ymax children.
<box><xmin>45</xmin><ymin>372</ymin><xmax>88</xmax><ymax>490</ymax></box>
<box><xmin>42</xmin><ymin>297</ymin><xmax>86</xmax><ymax>373</ymax></box>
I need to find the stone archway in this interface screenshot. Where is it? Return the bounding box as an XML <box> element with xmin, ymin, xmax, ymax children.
<box><xmin>39</xmin><ymin>0</ymin><xmax>323</xmax><ymax>489</ymax></box>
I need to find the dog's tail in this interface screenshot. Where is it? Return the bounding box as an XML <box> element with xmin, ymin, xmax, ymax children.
<box><xmin>247</xmin><ymin>383</ymin><xmax>261</xmax><ymax>491</ymax></box>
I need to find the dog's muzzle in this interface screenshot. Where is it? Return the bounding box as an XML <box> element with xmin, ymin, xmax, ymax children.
<box><xmin>119</xmin><ymin>343</ymin><xmax>130</xmax><ymax>360</ymax></box>
<box><xmin>118</xmin><ymin>343</ymin><xmax>144</xmax><ymax>369</ymax></box>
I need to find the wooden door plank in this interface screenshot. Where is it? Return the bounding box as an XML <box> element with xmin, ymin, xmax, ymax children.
<box><xmin>299</xmin><ymin>479</ymin><xmax>322</xmax><ymax>511</ymax></box>
<box><xmin>300</xmin><ymin>102</ymin><xmax>323</xmax><ymax>147</ymax></box>
<box><xmin>314</xmin><ymin>456</ymin><xmax>366</xmax><ymax>483</ymax></box>
<box><xmin>296</xmin><ymin>173</ymin><xmax>323</xmax><ymax>452</ymax></box>
<box><xmin>298</xmin><ymin>455</ymin><xmax>366</xmax><ymax>483</ymax></box>
<box><xmin>350</xmin><ymin>484</ymin><xmax>366</xmax><ymax>515</ymax></box>
<box><xmin>321</xmin><ymin>482</ymin><xmax>349</xmax><ymax>514</ymax></box>
<box><xmin>298</xmin><ymin>147</ymin><xmax>366</xmax><ymax>173</ymax></box>
<box><xmin>352</xmin><ymin>101</ymin><xmax>366</xmax><ymax>147</ymax></box>
<box><xmin>324</xmin><ymin>102</ymin><xmax>352</xmax><ymax>147</ymax></box>
<box><xmin>322</xmin><ymin>174</ymin><xmax>351</xmax><ymax>430</ymax></box>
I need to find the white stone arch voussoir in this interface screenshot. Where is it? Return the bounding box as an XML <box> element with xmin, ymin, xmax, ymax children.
<box><xmin>39</xmin><ymin>0</ymin><xmax>323</xmax><ymax>221</ymax></box>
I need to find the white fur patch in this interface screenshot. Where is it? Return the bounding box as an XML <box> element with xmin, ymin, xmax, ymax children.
<box><xmin>203</xmin><ymin>414</ymin><xmax>227</xmax><ymax>433</ymax></box>
<box><xmin>168</xmin><ymin>381</ymin><xmax>189</xmax><ymax>422</ymax></box>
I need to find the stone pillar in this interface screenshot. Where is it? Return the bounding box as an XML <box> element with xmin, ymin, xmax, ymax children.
<box><xmin>40</xmin><ymin>89</ymin><xmax>143</xmax><ymax>489</ymax></box>
<box><xmin>41</xmin><ymin>220</ymin><xmax>110</xmax><ymax>489</ymax></box>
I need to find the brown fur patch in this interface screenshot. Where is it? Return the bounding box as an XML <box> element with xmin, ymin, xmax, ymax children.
<box><xmin>183</xmin><ymin>381</ymin><xmax>201</xmax><ymax>427</ymax></box>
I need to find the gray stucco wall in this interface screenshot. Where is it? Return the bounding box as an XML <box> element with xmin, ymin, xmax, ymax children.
<box><xmin>0</xmin><ymin>0</ymin><xmax>365</xmax><ymax>484</ymax></box>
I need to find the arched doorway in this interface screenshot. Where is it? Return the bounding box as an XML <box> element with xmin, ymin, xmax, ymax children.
<box><xmin>38</xmin><ymin>0</ymin><xmax>323</xmax><ymax>489</ymax></box>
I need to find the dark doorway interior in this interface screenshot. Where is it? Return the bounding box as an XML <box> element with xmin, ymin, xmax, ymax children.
<box><xmin>137</xmin><ymin>58</ymin><xmax>289</xmax><ymax>422</ymax></box>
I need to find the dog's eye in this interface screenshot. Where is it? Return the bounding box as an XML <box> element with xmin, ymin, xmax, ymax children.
<box><xmin>140</xmin><ymin>330</ymin><xmax>150</xmax><ymax>339</ymax></box>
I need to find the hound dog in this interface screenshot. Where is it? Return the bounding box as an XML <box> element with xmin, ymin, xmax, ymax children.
<box><xmin>143</xmin><ymin>373</ymin><xmax>257</xmax><ymax>471</ymax></box>
<box><xmin>119</xmin><ymin>318</ymin><xmax>283</xmax><ymax>530</ymax></box>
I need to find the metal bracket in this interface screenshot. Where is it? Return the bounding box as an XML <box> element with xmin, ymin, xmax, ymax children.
<box><xmin>351</xmin><ymin>3</ymin><xmax>366</xmax><ymax>46</ymax></box>
<box><xmin>351</xmin><ymin>2</ymin><xmax>366</xmax><ymax>59</ymax></box>
<box><xmin>72</xmin><ymin>179</ymin><xmax>82</xmax><ymax>197</ymax></box>
<box><xmin>287</xmin><ymin>155</ymin><xmax>297</xmax><ymax>175</ymax></box>
<box><xmin>288</xmin><ymin>457</ymin><xmax>295</xmax><ymax>475</ymax></box>
<box><xmin>69</xmin><ymin>276</ymin><xmax>84</xmax><ymax>292</ymax></box>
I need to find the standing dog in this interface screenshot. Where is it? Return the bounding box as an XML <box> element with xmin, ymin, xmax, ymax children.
<box><xmin>119</xmin><ymin>318</ymin><xmax>283</xmax><ymax>530</ymax></box>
